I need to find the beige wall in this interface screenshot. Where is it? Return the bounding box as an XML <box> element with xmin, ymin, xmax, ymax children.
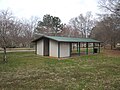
<box><xmin>37</xmin><ymin>39</ymin><xmax>43</xmax><ymax>55</ymax></box>
<box><xmin>60</xmin><ymin>42</ymin><xmax>70</xmax><ymax>57</ymax></box>
<box><xmin>49</xmin><ymin>40</ymin><xmax>58</xmax><ymax>57</ymax></box>
<box><xmin>37</xmin><ymin>39</ymin><xmax>70</xmax><ymax>58</ymax></box>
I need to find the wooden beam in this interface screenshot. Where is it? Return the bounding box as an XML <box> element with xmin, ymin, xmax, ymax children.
<box><xmin>93</xmin><ymin>43</ymin><xmax>95</xmax><ymax>54</ymax></box>
<box><xmin>86</xmin><ymin>42</ymin><xmax>88</xmax><ymax>55</ymax></box>
<box><xmin>43</xmin><ymin>38</ymin><xmax>45</xmax><ymax>56</ymax></box>
<box><xmin>58</xmin><ymin>42</ymin><xmax>60</xmax><ymax>58</ymax></box>
<box><xmin>99</xmin><ymin>43</ymin><xmax>100</xmax><ymax>53</ymax></box>
<box><xmin>35</xmin><ymin>42</ymin><xmax>37</xmax><ymax>54</ymax></box>
<box><xmin>70</xmin><ymin>42</ymin><xmax>72</xmax><ymax>57</ymax></box>
<box><xmin>77</xmin><ymin>43</ymin><xmax>78</xmax><ymax>52</ymax></box>
<box><xmin>78</xmin><ymin>42</ymin><xmax>80</xmax><ymax>56</ymax></box>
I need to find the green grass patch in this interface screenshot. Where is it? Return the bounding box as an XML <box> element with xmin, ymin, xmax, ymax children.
<box><xmin>72</xmin><ymin>48</ymin><xmax>95</xmax><ymax>54</ymax></box>
<box><xmin>0</xmin><ymin>51</ymin><xmax>120</xmax><ymax>90</ymax></box>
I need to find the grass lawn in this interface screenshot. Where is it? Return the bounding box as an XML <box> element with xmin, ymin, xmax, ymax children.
<box><xmin>0</xmin><ymin>50</ymin><xmax>120</xmax><ymax>90</ymax></box>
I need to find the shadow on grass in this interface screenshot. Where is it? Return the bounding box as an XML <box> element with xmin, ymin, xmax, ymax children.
<box><xmin>0</xmin><ymin>60</ymin><xmax>8</xmax><ymax>64</ymax></box>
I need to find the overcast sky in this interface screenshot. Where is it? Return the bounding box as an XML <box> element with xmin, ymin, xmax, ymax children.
<box><xmin>0</xmin><ymin>0</ymin><xmax>99</xmax><ymax>23</ymax></box>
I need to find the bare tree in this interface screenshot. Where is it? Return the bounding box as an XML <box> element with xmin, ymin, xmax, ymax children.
<box><xmin>69</xmin><ymin>12</ymin><xmax>94</xmax><ymax>38</ymax></box>
<box><xmin>91</xmin><ymin>14</ymin><xmax>120</xmax><ymax>49</ymax></box>
<box><xmin>98</xmin><ymin>0</ymin><xmax>120</xmax><ymax>17</ymax></box>
<box><xmin>20</xmin><ymin>21</ymin><xmax>33</xmax><ymax>47</ymax></box>
<box><xmin>59</xmin><ymin>24</ymin><xmax>80</xmax><ymax>37</ymax></box>
<box><xmin>0</xmin><ymin>9</ymin><xmax>37</xmax><ymax>62</ymax></box>
<box><xmin>0</xmin><ymin>9</ymin><xmax>14</xmax><ymax>62</ymax></box>
<box><xmin>21</xmin><ymin>17</ymin><xmax>40</xmax><ymax>47</ymax></box>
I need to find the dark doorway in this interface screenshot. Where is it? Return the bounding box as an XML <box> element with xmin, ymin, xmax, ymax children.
<box><xmin>44</xmin><ymin>38</ymin><xmax>49</xmax><ymax>56</ymax></box>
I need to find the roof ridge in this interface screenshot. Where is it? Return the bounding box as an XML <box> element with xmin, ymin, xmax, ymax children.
<box><xmin>32</xmin><ymin>35</ymin><xmax>101</xmax><ymax>43</ymax></box>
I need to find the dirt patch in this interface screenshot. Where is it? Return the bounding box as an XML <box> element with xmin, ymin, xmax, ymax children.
<box><xmin>0</xmin><ymin>48</ymin><xmax>3</xmax><ymax>51</ymax></box>
<box><xmin>103</xmin><ymin>50</ymin><xmax>120</xmax><ymax>57</ymax></box>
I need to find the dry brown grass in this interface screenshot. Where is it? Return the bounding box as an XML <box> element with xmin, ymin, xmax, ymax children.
<box><xmin>103</xmin><ymin>49</ymin><xmax>120</xmax><ymax>57</ymax></box>
<box><xmin>0</xmin><ymin>50</ymin><xmax>120</xmax><ymax>90</ymax></box>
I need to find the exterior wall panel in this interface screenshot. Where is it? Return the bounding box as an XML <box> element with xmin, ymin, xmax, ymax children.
<box><xmin>37</xmin><ymin>39</ymin><xmax>43</xmax><ymax>55</ymax></box>
<box><xmin>60</xmin><ymin>42</ymin><xmax>70</xmax><ymax>57</ymax></box>
<box><xmin>36</xmin><ymin>39</ymin><xmax>70</xmax><ymax>58</ymax></box>
<box><xmin>49</xmin><ymin>40</ymin><xmax>58</xmax><ymax>57</ymax></box>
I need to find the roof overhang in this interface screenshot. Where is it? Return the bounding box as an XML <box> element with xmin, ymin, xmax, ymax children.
<box><xmin>32</xmin><ymin>35</ymin><xmax>102</xmax><ymax>43</ymax></box>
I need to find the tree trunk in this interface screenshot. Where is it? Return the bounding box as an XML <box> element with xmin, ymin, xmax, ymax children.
<box><xmin>113</xmin><ymin>41</ymin><xmax>116</xmax><ymax>48</ymax></box>
<box><xmin>111</xmin><ymin>38</ymin><xmax>113</xmax><ymax>50</ymax></box>
<box><xmin>3</xmin><ymin>47</ymin><xmax>7</xmax><ymax>62</ymax></box>
<box><xmin>111</xmin><ymin>44</ymin><xmax>113</xmax><ymax>50</ymax></box>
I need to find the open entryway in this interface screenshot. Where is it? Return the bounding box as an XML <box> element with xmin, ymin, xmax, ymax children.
<box><xmin>43</xmin><ymin>38</ymin><xmax>49</xmax><ymax>56</ymax></box>
<box><xmin>70</xmin><ymin>42</ymin><xmax>101</xmax><ymax>57</ymax></box>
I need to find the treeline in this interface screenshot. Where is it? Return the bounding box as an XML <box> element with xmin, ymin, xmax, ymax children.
<box><xmin>0</xmin><ymin>10</ymin><xmax>39</xmax><ymax>48</ymax></box>
<box><xmin>34</xmin><ymin>12</ymin><xmax>94</xmax><ymax>38</ymax></box>
<box><xmin>91</xmin><ymin>0</ymin><xmax>120</xmax><ymax>49</ymax></box>
<box><xmin>0</xmin><ymin>0</ymin><xmax>120</xmax><ymax>62</ymax></box>
<box><xmin>0</xmin><ymin>0</ymin><xmax>120</xmax><ymax>50</ymax></box>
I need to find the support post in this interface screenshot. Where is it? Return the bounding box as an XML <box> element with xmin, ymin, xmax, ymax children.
<box><xmin>78</xmin><ymin>42</ymin><xmax>80</xmax><ymax>56</ymax></box>
<box><xmin>70</xmin><ymin>42</ymin><xmax>72</xmax><ymax>57</ymax></box>
<box><xmin>86</xmin><ymin>42</ymin><xmax>88</xmax><ymax>55</ymax></box>
<box><xmin>77</xmin><ymin>43</ymin><xmax>78</xmax><ymax>52</ymax></box>
<box><xmin>35</xmin><ymin>42</ymin><xmax>37</xmax><ymax>54</ymax></box>
<box><xmin>43</xmin><ymin>38</ymin><xmax>45</xmax><ymax>56</ymax></box>
<box><xmin>93</xmin><ymin>43</ymin><xmax>95</xmax><ymax>54</ymax></box>
<box><xmin>3</xmin><ymin>47</ymin><xmax>7</xmax><ymax>62</ymax></box>
<box><xmin>58</xmin><ymin>42</ymin><xmax>60</xmax><ymax>58</ymax></box>
<box><xmin>98</xmin><ymin>43</ymin><xmax>100</xmax><ymax>53</ymax></box>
